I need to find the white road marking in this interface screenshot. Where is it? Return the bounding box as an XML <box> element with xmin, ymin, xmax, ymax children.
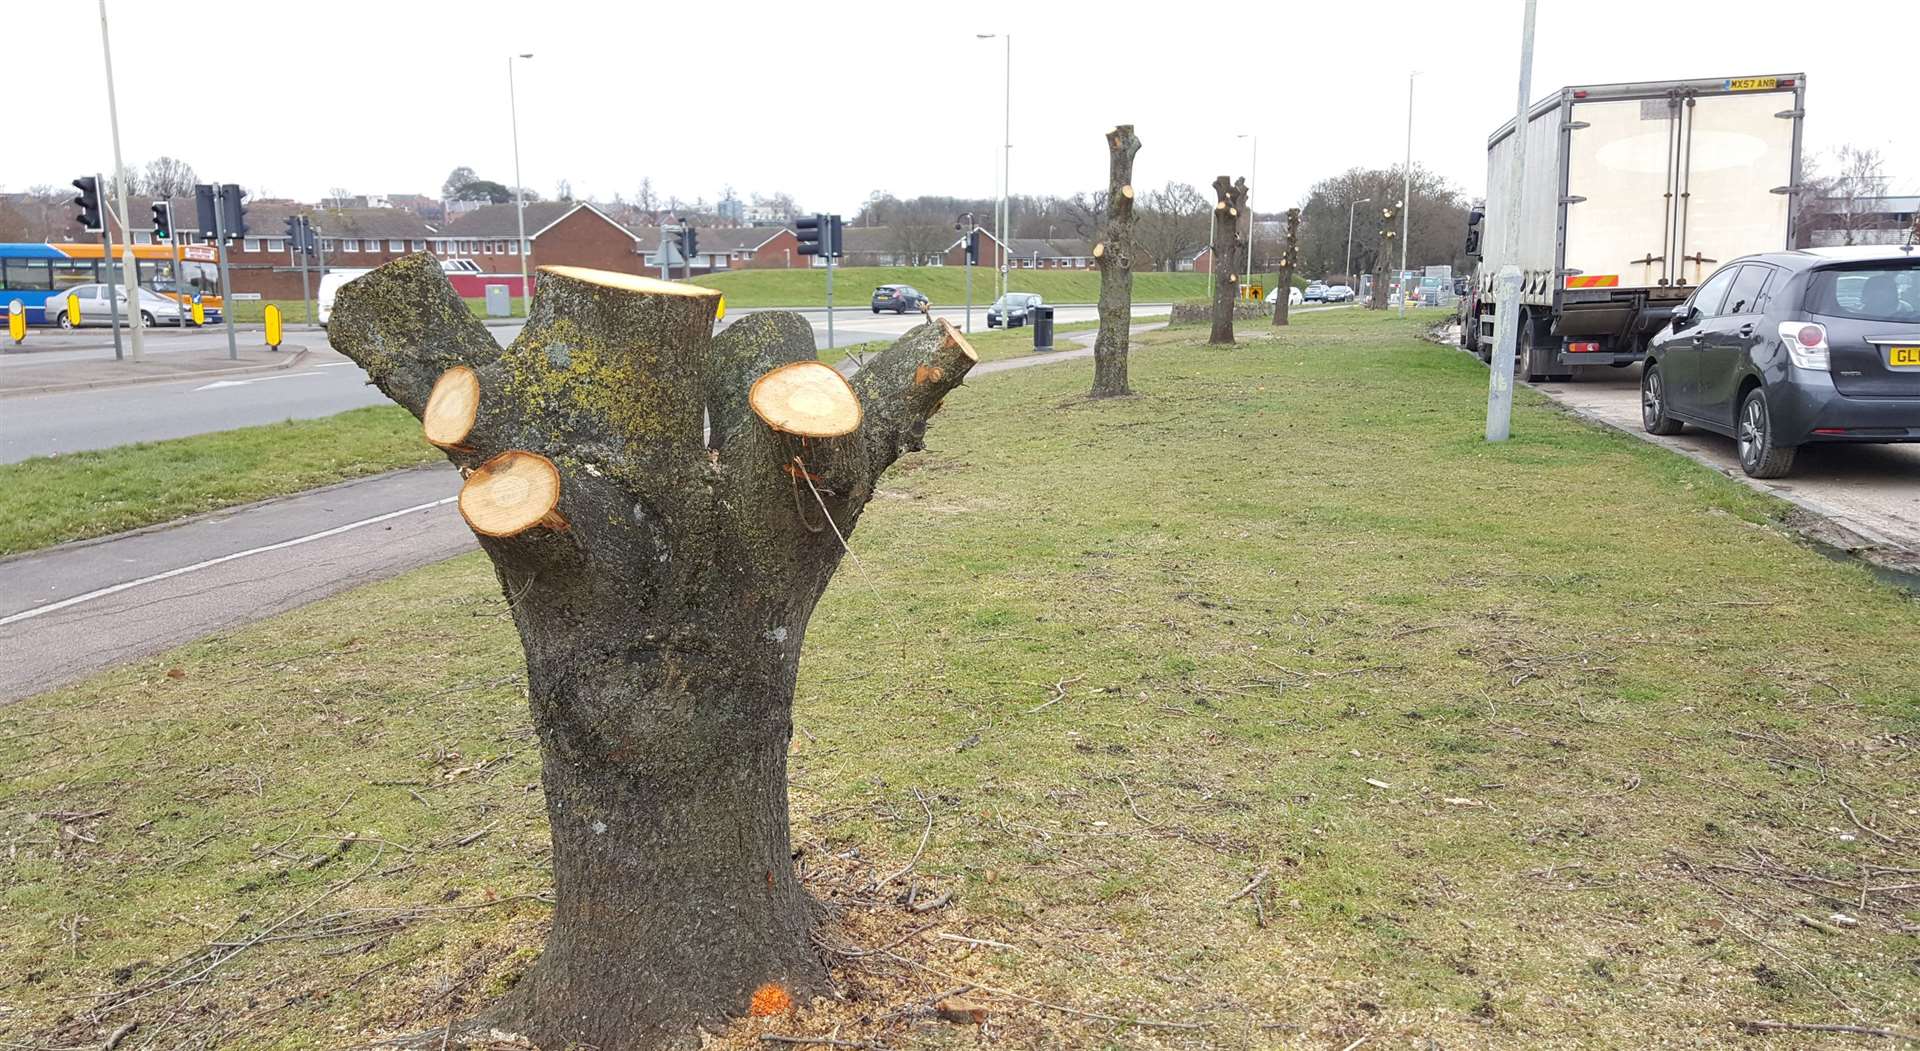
<box><xmin>314</xmin><ymin>361</ymin><xmax>358</xmax><ymax>368</ymax></box>
<box><xmin>192</xmin><ymin>371</ymin><xmax>329</xmax><ymax>391</ymax></box>
<box><xmin>0</xmin><ymin>496</ymin><xmax>459</xmax><ymax>627</ymax></box>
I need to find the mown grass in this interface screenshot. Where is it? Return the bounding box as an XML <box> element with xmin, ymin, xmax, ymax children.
<box><xmin>693</xmin><ymin>265</ymin><xmax>1214</xmax><ymax>307</ymax></box>
<box><xmin>818</xmin><ymin>316</ymin><xmax>1154</xmax><ymax>368</ymax></box>
<box><xmin>3</xmin><ymin>309</ymin><xmax>1916</xmax><ymax>1049</ymax></box>
<box><xmin>0</xmin><ymin>406</ymin><xmax>434</xmax><ymax>556</ymax></box>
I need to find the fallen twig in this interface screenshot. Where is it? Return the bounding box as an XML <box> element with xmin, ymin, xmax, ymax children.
<box><xmin>1027</xmin><ymin>674</ymin><xmax>1087</xmax><ymax>714</ymax></box>
<box><xmin>1839</xmin><ymin>797</ymin><xmax>1898</xmax><ymax>846</ymax></box>
<box><xmin>935</xmin><ymin>933</ymin><xmax>1020</xmax><ymax>952</ymax></box>
<box><xmin>880</xmin><ymin>951</ymin><xmax>1205</xmax><ymax>1031</ymax></box>
<box><xmin>1223</xmin><ymin>868</ymin><xmax>1271</xmax><ymax>905</ymax></box>
<box><xmin>1737</xmin><ymin>1019</ymin><xmax>1916</xmax><ymax>1040</ymax></box>
<box><xmin>872</xmin><ymin>790</ymin><xmax>933</xmax><ymax>891</ymax></box>
<box><xmin>758</xmin><ymin>1036</ymin><xmax>889</xmax><ymax>1050</ymax></box>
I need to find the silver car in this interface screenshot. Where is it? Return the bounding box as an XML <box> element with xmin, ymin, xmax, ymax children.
<box><xmin>51</xmin><ymin>284</ymin><xmax>190</xmax><ymax>328</ymax></box>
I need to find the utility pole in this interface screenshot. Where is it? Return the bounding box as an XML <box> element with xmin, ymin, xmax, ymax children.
<box><xmin>508</xmin><ymin>53</ymin><xmax>534</xmax><ymax>314</ymax></box>
<box><xmin>212</xmin><ymin>185</ymin><xmax>238</xmax><ymax>360</ymax></box>
<box><xmin>1399</xmin><ymin>72</ymin><xmax>1416</xmax><ymax>318</ymax></box>
<box><xmin>94</xmin><ymin>172</ymin><xmax>124</xmax><ymax>361</ymax></box>
<box><xmin>960</xmin><ymin>213</ymin><xmax>975</xmax><ymax>333</ymax></box>
<box><xmin>97</xmin><ymin>0</ymin><xmax>142</xmax><ymax>360</ymax></box>
<box><xmin>657</xmin><ymin>227</ymin><xmax>670</xmax><ymax>280</ymax></box>
<box><xmin>1486</xmin><ymin>0</ymin><xmax>1536</xmax><ymax>442</ymax></box>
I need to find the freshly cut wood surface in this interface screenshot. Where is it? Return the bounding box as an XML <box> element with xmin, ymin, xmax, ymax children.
<box><xmin>538</xmin><ymin>265</ymin><xmax>720</xmax><ymax>299</ymax></box>
<box><xmin>459</xmin><ymin>450</ymin><xmax>564</xmax><ymax>537</ymax></box>
<box><xmin>422</xmin><ymin>366</ymin><xmax>480</xmax><ymax>449</ymax></box>
<box><xmin>937</xmin><ymin>318</ymin><xmax>979</xmax><ymax>362</ymax></box>
<box><xmin>748</xmin><ymin>361</ymin><xmax>863</xmax><ymax>438</ymax></box>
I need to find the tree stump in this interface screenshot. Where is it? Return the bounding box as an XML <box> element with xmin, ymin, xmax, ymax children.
<box><xmin>1209</xmin><ymin>175</ymin><xmax>1249</xmax><ymax>345</ymax></box>
<box><xmin>1091</xmin><ymin>125</ymin><xmax>1141</xmax><ymax>398</ymax></box>
<box><xmin>1272</xmin><ymin>207</ymin><xmax>1300</xmax><ymax>327</ymax></box>
<box><xmin>327</xmin><ymin>256</ymin><xmax>976</xmax><ymax>1050</ymax></box>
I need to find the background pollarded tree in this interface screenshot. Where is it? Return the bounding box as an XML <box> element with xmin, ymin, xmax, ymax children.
<box><xmin>1135</xmin><ymin>181</ymin><xmax>1210</xmax><ymax>271</ymax></box>
<box><xmin>1209</xmin><ymin>175</ymin><xmax>1249</xmax><ymax>345</ymax></box>
<box><xmin>1091</xmin><ymin>125</ymin><xmax>1141</xmax><ymax>399</ymax></box>
<box><xmin>141</xmin><ymin>156</ymin><xmax>198</xmax><ymax>199</ymax></box>
<box><xmin>328</xmin><ymin>257</ymin><xmax>976</xmax><ymax>1049</ymax></box>
<box><xmin>1272</xmin><ymin>207</ymin><xmax>1300</xmax><ymax>327</ymax></box>
<box><xmin>886</xmin><ymin>205</ymin><xmax>955</xmax><ymax>265</ymax></box>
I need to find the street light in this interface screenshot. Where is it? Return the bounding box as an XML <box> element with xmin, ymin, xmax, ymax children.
<box><xmin>508</xmin><ymin>52</ymin><xmax>533</xmax><ymax>311</ymax></box>
<box><xmin>1238</xmin><ymin>133</ymin><xmax>1258</xmax><ymax>280</ymax></box>
<box><xmin>1398</xmin><ymin>71</ymin><xmax>1418</xmax><ymax>318</ymax></box>
<box><xmin>1345</xmin><ymin>197</ymin><xmax>1372</xmax><ymax>290</ymax></box>
<box><xmin>977</xmin><ymin>33</ymin><xmax>1010</xmax><ymax>300</ymax></box>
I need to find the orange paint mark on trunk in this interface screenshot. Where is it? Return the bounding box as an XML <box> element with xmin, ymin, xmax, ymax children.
<box><xmin>750</xmin><ymin>983</ymin><xmax>793</xmax><ymax>1016</ymax></box>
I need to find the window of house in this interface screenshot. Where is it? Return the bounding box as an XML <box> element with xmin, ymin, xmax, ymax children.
<box><xmin>242</xmin><ymin>237</ymin><xmax>261</xmax><ymax>252</ymax></box>
<box><xmin>342</xmin><ymin>239</ymin><xmax>360</xmax><ymax>253</ymax></box>
<box><xmin>411</xmin><ymin>239</ymin><xmax>426</xmax><ymax>251</ymax></box>
<box><xmin>266</xmin><ymin>238</ymin><xmax>286</xmax><ymax>252</ymax></box>
<box><xmin>390</xmin><ymin>239</ymin><xmax>406</xmax><ymax>252</ymax></box>
<box><xmin>133</xmin><ymin>231</ymin><xmax>152</xmax><ymax>245</ymax></box>
<box><xmin>321</xmin><ymin>239</ymin><xmax>336</xmax><ymax>252</ymax></box>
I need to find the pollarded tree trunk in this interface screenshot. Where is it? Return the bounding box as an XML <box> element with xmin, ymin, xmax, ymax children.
<box><xmin>1371</xmin><ymin>210</ymin><xmax>1395</xmax><ymax>311</ymax></box>
<box><xmin>1091</xmin><ymin>124</ymin><xmax>1141</xmax><ymax>398</ymax></box>
<box><xmin>1272</xmin><ymin>207</ymin><xmax>1300</xmax><ymax>327</ymax></box>
<box><xmin>1208</xmin><ymin>174</ymin><xmax>1249</xmax><ymax>345</ymax></box>
<box><xmin>328</xmin><ymin>257</ymin><xmax>976</xmax><ymax>1050</ymax></box>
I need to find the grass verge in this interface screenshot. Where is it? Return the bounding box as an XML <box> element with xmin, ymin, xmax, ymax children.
<box><xmin>0</xmin><ymin>406</ymin><xmax>434</xmax><ymax>556</ymax></box>
<box><xmin>693</xmin><ymin>265</ymin><xmax>1213</xmax><ymax>307</ymax></box>
<box><xmin>3</xmin><ymin>309</ymin><xmax>1916</xmax><ymax>1048</ymax></box>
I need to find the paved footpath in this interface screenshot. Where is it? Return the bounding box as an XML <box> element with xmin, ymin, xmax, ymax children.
<box><xmin>0</xmin><ymin>323</ymin><xmax>1168</xmax><ymax>703</ymax></box>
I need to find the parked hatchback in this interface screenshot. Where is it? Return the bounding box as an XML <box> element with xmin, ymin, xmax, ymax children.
<box><xmin>870</xmin><ymin>284</ymin><xmax>928</xmax><ymax>314</ymax></box>
<box><xmin>1322</xmin><ymin>284</ymin><xmax>1355</xmax><ymax>303</ymax></box>
<box><xmin>987</xmin><ymin>292</ymin><xmax>1043</xmax><ymax>328</ymax></box>
<box><xmin>1642</xmin><ymin>245</ymin><xmax>1920</xmax><ymax>477</ymax></box>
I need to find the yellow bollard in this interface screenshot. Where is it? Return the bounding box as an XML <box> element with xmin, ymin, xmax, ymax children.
<box><xmin>191</xmin><ymin>298</ymin><xmax>205</xmax><ymax>326</ymax></box>
<box><xmin>7</xmin><ymin>300</ymin><xmax>23</xmax><ymax>345</ymax></box>
<box><xmin>66</xmin><ymin>292</ymin><xmax>81</xmax><ymax>328</ymax></box>
<box><xmin>265</xmin><ymin>304</ymin><xmax>283</xmax><ymax>350</ymax></box>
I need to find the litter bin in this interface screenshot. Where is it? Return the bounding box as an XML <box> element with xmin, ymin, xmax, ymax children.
<box><xmin>484</xmin><ymin>284</ymin><xmax>512</xmax><ymax>317</ymax></box>
<box><xmin>1031</xmin><ymin>305</ymin><xmax>1055</xmax><ymax>352</ymax></box>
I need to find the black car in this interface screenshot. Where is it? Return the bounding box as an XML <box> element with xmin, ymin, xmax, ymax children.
<box><xmin>987</xmin><ymin>292</ymin><xmax>1043</xmax><ymax>328</ymax></box>
<box><xmin>871</xmin><ymin>284</ymin><xmax>928</xmax><ymax>314</ymax></box>
<box><xmin>1642</xmin><ymin>245</ymin><xmax>1920</xmax><ymax>478</ymax></box>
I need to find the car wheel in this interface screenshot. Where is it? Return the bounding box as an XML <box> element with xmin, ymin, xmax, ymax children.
<box><xmin>1641</xmin><ymin>364</ymin><xmax>1684</xmax><ymax>435</ymax></box>
<box><xmin>57</xmin><ymin>312</ymin><xmax>73</xmax><ymax>329</ymax></box>
<box><xmin>1736</xmin><ymin>388</ymin><xmax>1796</xmax><ymax>478</ymax></box>
<box><xmin>1518</xmin><ymin>318</ymin><xmax>1548</xmax><ymax>382</ymax></box>
<box><xmin>140</xmin><ymin>311</ymin><xmax>156</xmax><ymax>327</ymax></box>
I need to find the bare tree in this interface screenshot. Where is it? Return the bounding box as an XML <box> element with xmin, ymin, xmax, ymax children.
<box><xmin>886</xmin><ymin>205</ymin><xmax>950</xmax><ymax>265</ymax></box>
<box><xmin>142</xmin><ymin>157</ymin><xmax>198</xmax><ymax>199</ymax></box>
<box><xmin>1091</xmin><ymin>125</ymin><xmax>1141</xmax><ymax>398</ymax></box>
<box><xmin>554</xmin><ymin>178</ymin><xmax>574</xmax><ymax>202</ymax></box>
<box><xmin>328</xmin><ymin>259</ymin><xmax>976</xmax><ymax>1049</ymax></box>
<box><xmin>635</xmin><ymin>177</ymin><xmax>659</xmax><ymax>221</ymax></box>
<box><xmin>1135</xmin><ymin>182</ymin><xmax>1209</xmax><ymax>272</ymax></box>
<box><xmin>1831</xmin><ymin>145</ymin><xmax>1887</xmax><ymax>246</ymax></box>
<box><xmin>1272</xmin><ymin>208</ymin><xmax>1300</xmax><ymax>326</ymax></box>
<box><xmin>1209</xmin><ymin>175</ymin><xmax>1248</xmax><ymax>344</ymax></box>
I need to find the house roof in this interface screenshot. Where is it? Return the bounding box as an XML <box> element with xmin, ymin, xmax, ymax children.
<box><xmin>690</xmin><ymin>226</ymin><xmax>790</xmax><ymax>253</ymax></box>
<box><xmin>437</xmin><ymin>201</ymin><xmax>580</xmax><ymax>239</ymax></box>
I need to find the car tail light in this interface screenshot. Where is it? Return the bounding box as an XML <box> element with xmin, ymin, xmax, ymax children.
<box><xmin>1778</xmin><ymin>321</ymin><xmax>1829</xmax><ymax>370</ymax></box>
<box><xmin>1568</xmin><ymin>341</ymin><xmax>1601</xmax><ymax>353</ymax></box>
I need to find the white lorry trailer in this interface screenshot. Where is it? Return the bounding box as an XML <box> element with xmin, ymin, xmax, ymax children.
<box><xmin>1461</xmin><ymin>74</ymin><xmax>1805</xmax><ymax>380</ymax></box>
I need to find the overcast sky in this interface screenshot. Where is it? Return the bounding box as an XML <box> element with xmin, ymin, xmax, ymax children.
<box><xmin>7</xmin><ymin>0</ymin><xmax>1911</xmax><ymax>218</ymax></box>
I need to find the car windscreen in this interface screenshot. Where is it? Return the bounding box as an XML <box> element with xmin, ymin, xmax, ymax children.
<box><xmin>1806</xmin><ymin>263</ymin><xmax>1920</xmax><ymax>323</ymax></box>
<box><xmin>991</xmin><ymin>297</ymin><xmax>1012</xmax><ymax>309</ymax></box>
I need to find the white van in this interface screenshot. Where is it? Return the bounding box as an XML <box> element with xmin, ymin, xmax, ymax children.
<box><xmin>316</xmin><ymin>269</ymin><xmax>373</xmax><ymax>328</ymax></box>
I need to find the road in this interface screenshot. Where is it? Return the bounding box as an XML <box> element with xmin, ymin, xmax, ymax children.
<box><xmin>1534</xmin><ymin>365</ymin><xmax>1920</xmax><ymax>560</ymax></box>
<box><xmin>1</xmin><ymin>303</ymin><xmax>1161</xmax><ymax>462</ymax></box>
<box><xmin>0</xmin><ymin>325</ymin><xmax>1158</xmax><ymax>703</ymax></box>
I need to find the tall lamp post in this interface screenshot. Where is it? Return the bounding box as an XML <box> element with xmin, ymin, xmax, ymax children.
<box><xmin>977</xmin><ymin>33</ymin><xmax>1011</xmax><ymax>300</ymax></box>
<box><xmin>1398</xmin><ymin>72</ymin><xmax>1417</xmax><ymax>318</ymax></box>
<box><xmin>1345</xmin><ymin>197</ymin><xmax>1372</xmax><ymax>291</ymax></box>
<box><xmin>508</xmin><ymin>52</ymin><xmax>533</xmax><ymax>309</ymax></box>
<box><xmin>1238</xmin><ymin>133</ymin><xmax>1258</xmax><ymax>283</ymax></box>
<box><xmin>97</xmin><ymin>0</ymin><xmax>141</xmax><ymax>360</ymax></box>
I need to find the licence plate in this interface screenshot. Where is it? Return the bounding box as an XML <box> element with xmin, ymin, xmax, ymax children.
<box><xmin>1889</xmin><ymin>346</ymin><xmax>1920</xmax><ymax>368</ymax></box>
<box><xmin>1728</xmin><ymin>77</ymin><xmax>1779</xmax><ymax>91</ymax></box>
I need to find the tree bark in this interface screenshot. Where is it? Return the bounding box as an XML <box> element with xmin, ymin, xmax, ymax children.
<box><xmin>1091</xmin><ymin>125</ymin><xmax>1141</xmax><ymax>398</ymax></box>
<box><xmin>1208</xmin><ymin>175</ymin><xmax>1248</xmax><ymax>345</ymax></box>
<box><xmin>1271</xmin><ymin>208</ymin><xmax>1300</xmax><ymax>327</ymax></box>
<box><xmin>327</xmin><ymin>256</ymin><xmax>976</xmax><ymax>1050</ymax></box>
<box><xmin>1370</xmin><ymin>207</ymin><xmax>1396</xmax><ymax>310</ymax></box>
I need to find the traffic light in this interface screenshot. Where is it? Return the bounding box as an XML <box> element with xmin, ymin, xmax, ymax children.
<box><xmin>794</xmin><ymin>213</ymin><xmax>826</xmax><ymax>257</ymax></box>
<box><xmin>72</xmin><ymin>176</ymin><xmax>102</xmax><ymax>232</ymax></box>
<box><xmin>151</xmin><ymin>201</ymin><xmax>172</xmax><ymax>241</ymax></box>
<box><xmin>284</xmin><ymin>215</ymin><xmax>301</xmax><ymax>243</ymax></box>
<box><xmin>683</xmin><ymin>226</ymin><xmax>698</xmax><ymax>260</ymax></box>
<box><xmin>966</xmin><ymin>229</ymin><xmax>982</xmax><ymax>266</ymax></box>
<box><xmin>195</xmin><ymin>184</ymin><xmax>218</xmax><ymax>237</ymax></box>
<box><xmin>221</xmin><ymin>185</ymin><xmax>247</xmax><ymax>240</ymax></box>
<box><xmin>826</xmin><ymin>215</ymin><xmax>843</xmax><ymax>258</ymax></box>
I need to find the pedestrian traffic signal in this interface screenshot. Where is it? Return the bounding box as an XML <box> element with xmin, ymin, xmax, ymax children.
<box><xmin>683</xmin><ymin>226</ymin><xmax>699</xmax><ymax>260</ymax></box>
<box><xmin>794</xmin><ymin>213</ymin><xmax>826</xmax><ymax>257</ymax></box>
<box><xmin>151</xmin><ymin>201</ymin><xmax>172</xmax><ymax>242</ymax></box>
<box><xmin>195</xmin><ymin>184</ymin><xmax>218</xmax><ymax>238</ymax></box>
<box><xmin>966</xmin><ymin>229</ymin><xmax>982</xmax><ymax>266</ymax></box>
<box><xmin>72</xmin><ymin>176</ymin><xmax>102</xmax><ymax>232</ymax></box>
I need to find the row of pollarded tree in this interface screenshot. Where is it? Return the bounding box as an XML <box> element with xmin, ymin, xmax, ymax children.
<box><xmin>321</xmin><ymin>122</ymin><xmax>1290</xmax><ymax>1050</ymax></box>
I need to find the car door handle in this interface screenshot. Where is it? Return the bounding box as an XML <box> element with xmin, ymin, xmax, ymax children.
<box><xmin>1737</xmin><ymin>323</ymin><xmax>1753</xmax><ymax>337</ymax></box>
